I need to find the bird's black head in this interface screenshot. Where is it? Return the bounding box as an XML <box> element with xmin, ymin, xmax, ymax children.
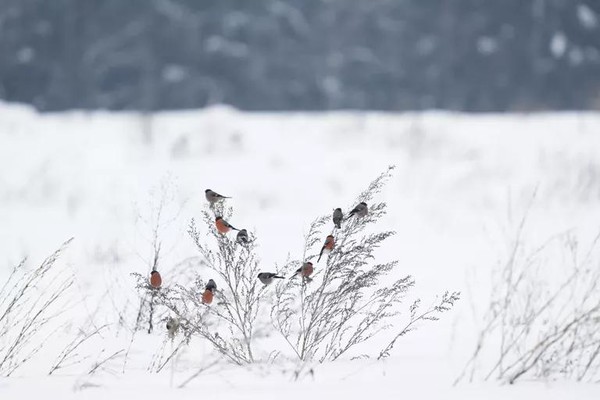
<box><xmin>360</xmin><ymin>202</ymin><xmax>367</xmax><ymax>206</ymax></box>
<box><xmin>151</xmin><ymin>270</ymin><xmax>159</xmax><ymax>275</ymax></box>
<box><xmin>205</xmin><ymin>189</ymin><xmax>211</xmax><ymax>193</ymax></box>
<box><xmin>215</xmin><ymin>216</ymin><xmax>222</xmax><ymax>220</ymax></box>
<box><xmin>335</xmin><ymin>208</ymin><xmax>342</xmax><ymax>211</ymax></box>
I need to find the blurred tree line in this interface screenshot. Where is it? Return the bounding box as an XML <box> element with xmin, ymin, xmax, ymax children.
<box><xmin>0</xmin><ymin>0</ymin><xmax>598</xmax><ymax>112</ymax></box>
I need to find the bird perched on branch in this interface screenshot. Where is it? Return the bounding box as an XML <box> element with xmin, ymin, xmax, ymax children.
<box><xmin>257</xmin><ymin>272</ymin><xmax>285</xmax><ymax>285</ymax></box>
<box><xmin>318</xmin><ymin>235</ymin><xmax>335</xmax><ymax>263</ymax></box>
<box><xmin>333</xmin><ymin>208</ymin><xmax>343</xmax><ymax>229</ymax></box>
<box><xmin>166</xmin><ymin>317</ymin><xmax>180</xmax><ymax>338</ymax></box>
<box><xmin>205</xmin><ymin>189</ymin><xmax>230</xmax><ymax>204</ymax></box>
<box><xmin>348</xmin><ymin>202</ymin><xmax>368</xmax><ymax>218</ymax></box>
<box><xmin>202</xmin><ymin>279</ymin><xmax>217</xmax><ymax>305</ymax></box>
<box><xmin>236</xmin><ymin>229</ymin><xmax>249</xmax><ymax>245</ymax></box>
<box><xmin>149</xmin><ymin>269</ymin><xmax>162</xmax><ymax>289</ymax></box>
<box><xmin>215</xmin><ymin>216</ymin><xmax>239</xmax><ymax>234</ymax></box>
<box><xmin>292</xmin><ymin>261</ymin><xmax>314</xmax><ymax>281</ymax></box>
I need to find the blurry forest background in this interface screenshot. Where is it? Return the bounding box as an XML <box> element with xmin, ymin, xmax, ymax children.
<box><xmin>0</xmin><ymin>0</ymin><xmax>599</xmax><ymax>112</ymax></box>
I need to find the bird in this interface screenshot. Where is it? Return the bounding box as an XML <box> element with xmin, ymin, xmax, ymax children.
<box><xmin>166</xmin><ymin>317</ymin><xmax>180</xmax><ymax>338</ymax></box>
<box><xmin>333</xmin><ymin>208</ymin><xmax>343</xmax><ymax>229</ymax></box>
<box><xmin>205</xmin><ymin>189</ymin><xmax>230</xmax><ymax>204</ymax></box>
<box><xmin>292</xmin><ymin>261</ymin><xmax>314</xmax><ymax>281</ymax></box>
<box><xmin>257</xmin><ymin>272</ymin><xmax>285</xmax><ymax>285</ymax></box>
<box><xmin>236</xmin><ymin>229</ymin><xmax>249</xmax><ymax>245</ymax></box>
<box><xmin>202</xmin><ymin>279</ymin><xmax>217</xmax><ymax>305</ymax></box>
<box><xmin>215</xmin><ymin>216</ymin><xmax>239</xmax><ymax>234</ymax></box>
<box><xmin>318</xmin><ymin>235</ymin><xmax>335</xmax><ymax>263</ymax></box>
<box><xmin>149</xmin><ymin>269</ymin><xmax>162</xmax><ymax>289</ymax></box>
<box><xmin>348</xmin><ymin>202</ymin><xmax>368</xmax><ymax>218</ymax></box>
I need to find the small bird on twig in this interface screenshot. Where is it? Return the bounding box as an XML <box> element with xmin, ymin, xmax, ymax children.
<box><xmin>166</xmin><ymin>317</ymin><xmax>180</xmax><ymax>338</ymax></box>
<box><xmin>236</xmin><ymin>229</ymin><xmax>249</xmax><ymax>245</ymax></box>
<box><xmin>348</xmin><ymin>202</ymin><xmax>368</xmax><ymax>218</ymax></box>
<box><xmin>333</xmin><ymin>208</ymin><xmax>343</xmax><ymax>229</ymax></box>
<box><xmin>149</xmin><ymin>269</ymin><xmax>162</xmax><ymax>289</ymax></box>
<box><xmin>202</xmin><ymin>279</ymin><xmax>217</xmax><ymax>305</ymax></box>
<box><xmin>318</xmin><ymin>235</ymin><xmax>335</xmax><ymax>263</ymax></box>
<box><xmin>291</xmin><ymin>261</ymin><xmax>314</xmax><ymax>281</ymax></box>
<box><xmin>257</xmin><ymin>272</ymin><xmax>285</xmax><ymax>285</ymax></box>
<box><xmin>215</xmin><ymin>216</ymin><xmax>239</xmax><ymax>234</ymax></box>
<box><xmin>205</xmin><ymin>189</ymin><xmax>230</xmax><ymax>205</ymax></box>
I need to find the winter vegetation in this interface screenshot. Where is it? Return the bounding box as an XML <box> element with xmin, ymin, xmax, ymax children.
<box><xmin>457</xmin><ymin>192</ymin><xmax>600</xmax><ymax>385</ymax></box>
<box><xmin>129</xmin><ymin>167</ymin><xmax>459</xmax><ymax>369</ymax></box>
<box><xmin>1</xmin><ymin>102</ymin><xmax>600</xmax><ymax>398</ymax></box>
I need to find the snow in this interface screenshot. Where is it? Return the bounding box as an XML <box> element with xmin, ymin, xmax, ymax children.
<box><xmin>550</xmin><ymin>32</ymin><xmax>567</xmax><ymax>58</ymax></box>
<box><xmin>1</xmin><ymin>100</ymin><xmax>600</xmax><ymax>397</ymax></box>
<box><xmin>577</xmin><ymin>4</ymin><xmax>598</xmax><ymax>30</ymax></box>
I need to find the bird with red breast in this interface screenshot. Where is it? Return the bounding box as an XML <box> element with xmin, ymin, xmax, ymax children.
<box><xmin>291</xmin><ymin>261</ymin><xmax>314</xmax><ymax>282</ymax></box>
<box><xmin>215</xmin><ymin>216</ymin><xmax>239</xmax><ymax>234</ymax></box>
<box><xmin>202</xmin><ymin>279</ymin><xmax>217</xmax><ymax>305</ymax></box>
<box><xmin>149</xmin><ymin>269</ymin><xmax>162</xmax><ymax>289</ymax></box>
<box><xmin>318</xmin><ymin>235</ymin><xmax>335</xmax><ymax>263</ymax></box>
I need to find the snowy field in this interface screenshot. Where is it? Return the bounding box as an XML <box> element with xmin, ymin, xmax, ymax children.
<box><xmin>1</xmin><ymin>100</ymin><xmax>600</xmax><ymax>398</ymax></box>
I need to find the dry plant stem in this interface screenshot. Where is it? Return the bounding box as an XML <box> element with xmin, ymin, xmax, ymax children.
<box><xmin>49</xmin><ymin>324</ymin><xmax>109</xmax><ymax>375</ymax></box>
<box><xmin>0</xmin><ymin>238</ymin><xmax>74</xmax><ymax>376</ymax></box>
<box><xmin>88</xmin><ymin>349</ymin><xmax>125</xmax><ymax>375</ymax></box>
<box><xmin>177</xmin><ymin>359</ymin><xmax>221</xmax><ymax>388</ymax></box>
<box><xmin>378</xmin><ymin>291</ymin><xmax>461</xmax><ymax>360</ymax></box>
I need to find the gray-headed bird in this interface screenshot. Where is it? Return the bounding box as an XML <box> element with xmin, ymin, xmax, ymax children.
<box><xmin>333</xmin><ymin>208</ymin><xmax>343</xmax><ymax>229</ymax></box>
<box><xmin>236</xmin><ymin>229</ymin><xmax>249</xmax><ymax>245</ymax></box>
<box><xmin>257</xmin><ymin>272</ymin><xmax>285</xmax><ymax>285</ymax></box>
<box><xmin>205</xmin><ymin>189</ymin><xmax>230</xmax><ymax>204</ymax></box>
<box><xmin>348</xmin><ymin>202</ymin><xmax>368</xmax><ymax>218</ymax></box>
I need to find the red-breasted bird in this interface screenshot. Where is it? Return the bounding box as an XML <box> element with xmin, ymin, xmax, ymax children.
<box><xmin>348</xmin><ymin>202</ymin><xmax>368</xmax><ymax>218</ymax></box>
<box><xmin>202</xmin><ymin>279</ymin><xmax>217</xmax><ymax>305</ymax></box>
<box><xmin>292</xmin><ymin>261</ymin><xmax>314</xmax><ymax>280</ymax></box>
<box><xmin>318</xmin><ymin>235</ymin><xmax>335</xmax><ymax>263</ymax></box>
<box><xmin>257</xmin><ymin>272</ymin><xmax>285</xmax><ymax>285</ymax></box>
<box><xmin>333</xmin><ymin>208</ymin><xmax>343</xmax><ymax>229</ymax></box>
<box><xmin>215</xmin><ymin>216</ymin><xmax>239</xmax><ymax>234</ymax></box>
<box><xmin>149</xmin><ymin>269</ymin><xmax>162</xmax><ymax>289</ymax></box>
<box><xmin>236</xmin><ymin>229</ymin><xmax>249</xmax><ymax>245</ymax></box>
<box><xmin>205</xmin><ymin>189</ymin><xmax>230</xmax><ymax>204</ymax></box>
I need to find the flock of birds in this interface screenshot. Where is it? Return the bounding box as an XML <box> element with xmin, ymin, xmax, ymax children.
<box><xmin>148</xmin><ymin>189</ymin><xmax>369</xmax><ymax>305</ymax></box>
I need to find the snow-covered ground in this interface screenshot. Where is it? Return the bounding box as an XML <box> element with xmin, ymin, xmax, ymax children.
<box><xmin>1</xmin><ymin>101</ymin><xmax>600</xmax><ymax>397</ymax></box>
